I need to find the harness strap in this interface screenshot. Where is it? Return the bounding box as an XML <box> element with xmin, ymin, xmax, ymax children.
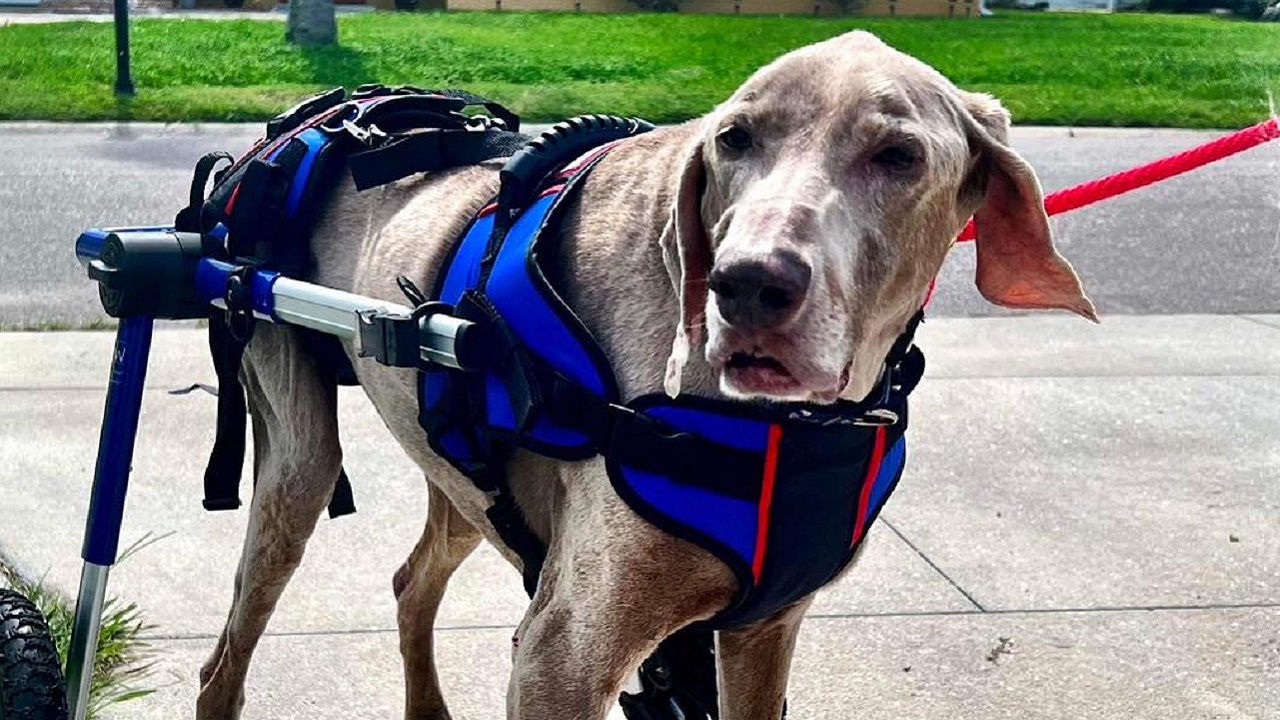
<box><xmin>482</xmin><ymin>474</ymin><xmax>546</xmax><ymax>597</ymax></box>
<box><xmin>202</xmin><ymin>318</ymin><xmax>249</xmax><ymax>512</ymax></box>
<box><xmin>297</xmin><ymin>327</ymin><xmax>358</xmax><ymax>518</ymax></box>
<box><xmin>431</xmin><ymin>87</ymin><xmax>521</xmax><ymax>131</ymax></box>
<box><xmin>546</xmin><ymin>378</ymin><xmax>765</xmax><ymax>502</ymax></box>
<box><xmin>175</xmin><ymin>152</ymin><xmax>234</xmax><ymax>234</ymax></box>
<box><xmin>201</xmin><ymin>304</ymin><xmax>359</xmax><ymax>518</ymax></box>
<box><xmin>228</xmin><ymin>144</ymin><xmax>305</xmax><ymax>261</ymax></box>
<box><xmin>887</xmin><ymin>309</ymin><xmax>924</xmax><ymax>367</ymax></box>
<box><xmin>349</xmin><ymin>129</ymin><xmax>530</xmax><ymax>192</ymax></box>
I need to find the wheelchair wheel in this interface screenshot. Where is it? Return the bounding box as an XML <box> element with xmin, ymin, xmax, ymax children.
<box><xmin>0</xmin><ymin>589</ymin><xmax>68</xmax><ymax>720</ymax></box>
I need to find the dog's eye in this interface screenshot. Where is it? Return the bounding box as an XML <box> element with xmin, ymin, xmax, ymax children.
<box><xmin>717</xmin><ymin>125</ymin><xmax>753</xmax><ymax>152</ymax></box>
<box><xmin>871</xmin><ymin>145</ymin><xmax>919</xmax><ymax>173</ymax></box>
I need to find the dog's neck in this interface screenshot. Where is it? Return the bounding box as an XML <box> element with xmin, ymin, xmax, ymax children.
<box><xmin>551</xmin><ymin>122</ymin><xmax>722</xmax><ymax>403</ymax></box>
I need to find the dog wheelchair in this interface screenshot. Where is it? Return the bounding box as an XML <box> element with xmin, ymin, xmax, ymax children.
<box><xmin>0</xmin><ymin>87</ymin><xmax>723</xmax><ymax>720</ymax></box>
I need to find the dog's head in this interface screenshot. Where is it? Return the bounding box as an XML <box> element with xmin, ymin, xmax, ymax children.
<box><xmin>661</xmin><ymin>31</ymin><xmax>1096</xmax><ymax>403</ymax></box>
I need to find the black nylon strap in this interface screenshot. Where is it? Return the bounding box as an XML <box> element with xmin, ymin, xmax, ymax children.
<box><xmin>175</xmin><ymin>152</ymin><xmax>234</xmax><ymax>233</ymax></box>
<box><xmin>203</xmin><ymin>318</ymin><xmax>248</xmax><ymax>512</ymax></box>
<box><xmin>546</xmin><ymin>378</ymin><xmax>765</xmax><ymax>503</ymax></box>
<box><xmin>886</xmin><ymin>309</ymin><xmax>924</xmax><ymax>367</ymax></box>
<box><xmin>606</xmin><ymin>410</ymin><xmax>764</xmax><ymax>502</ymax></box>
<box><xmin>484</xmin><ymin>486</ymin><xmax>546</xmax><ymax>597</ymax></box>
<box><xmin>228</xmin><ymin>157</ymin><xmax>289</xmax><ymax>260</ymax></box>
<box><xmin>438</xmin><ymin>87</ymin><xmax>521</xmax><ymax>130</ymax></box>
<box><xmin>348</xmin><ymin>129</ymin><xmax>529</xmax><ymax>191</ymax></box>
<box><xmin>296</xmin><ymin>327</ymin><xmax>359</xmax><ymax>519</ymax></box>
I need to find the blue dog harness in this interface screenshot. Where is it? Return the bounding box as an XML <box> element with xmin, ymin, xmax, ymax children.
<box><xmin>420</xmin><ymin>124</ymin><xmax>925</xmax><ymax>630</ymax></box>
<box><xmin>192</xmin><ymin>87</ymin><xmax>925</xmax><ymax>630</ymax></box>
<box><xmin>184</xmin><ymin>86</ymin><xmax>928</xmax><ymax>717</ymax></box>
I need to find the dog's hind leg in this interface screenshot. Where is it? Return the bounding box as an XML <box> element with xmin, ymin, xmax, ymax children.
<box><xmin>715</xmin><ymin>599</ymin><xmax>811</xmax><ymax>720</ymax></box>
<box><xmin>197</xmin><ymin>325</ymin><xmax>345</xmax><ymax>720</ymax></box>
<box><xmin>394</xmin><ymin>482</ymin><xmax>483</xmax><ymax>720</ymax></box>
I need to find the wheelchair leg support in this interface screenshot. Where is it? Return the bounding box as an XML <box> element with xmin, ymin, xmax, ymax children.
<box><xmin>65</xmin><ymin>317</ymin><xmax>155</xmax><ymax>720</ymax></box>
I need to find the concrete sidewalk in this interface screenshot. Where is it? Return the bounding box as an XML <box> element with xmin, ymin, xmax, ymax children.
<box><xmin>1</xmin><ymin>315</ymin><xmax>1278</xmax><ymax>719</ymax></box>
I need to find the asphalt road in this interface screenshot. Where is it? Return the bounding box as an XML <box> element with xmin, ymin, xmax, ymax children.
<box><xmin>3</xmin><ymin>122</ymin><xmax>1279</xmax><ymax>327</ymax></box>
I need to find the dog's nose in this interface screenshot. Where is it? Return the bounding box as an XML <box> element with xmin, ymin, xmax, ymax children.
<box><xmin>709</xmin><ymin>252</ymin><xmax>811</xmax><ymax>330</ymax></box>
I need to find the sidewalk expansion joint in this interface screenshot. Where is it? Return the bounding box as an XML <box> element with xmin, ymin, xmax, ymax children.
<box><xmin>927</xmin><ymin>372</ymin><xmax>1280</xmax><ymax>381</ymax></box>
<box><xmin>0</xmin><ymin>386</ymin><xmax>111</xmax><ymax>392</ymax></box>
<box><xmin>881</xmin><ymin>519</ymin><xmax>987</xmax><ymax>613</ymax></box>
<box><xmin>1237</xmin><ymin>316</ymin><xmax>1280</xmax><ymax>333</ymax></box>
<box><xmin>135</xmin><ymin>600</ymin><xmax>1280</xmax><ymax>643</ymax></box>
<box><xmin>806</xmin><ymin>600</ymin><xmax>1280</xmax><ymax>622</ymax></box>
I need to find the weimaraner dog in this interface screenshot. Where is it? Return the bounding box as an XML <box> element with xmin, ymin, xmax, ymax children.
<box><xmin>195</xmin><ymin>30</ymin><xmax>1095</xmax><ymax>720</ymax></box>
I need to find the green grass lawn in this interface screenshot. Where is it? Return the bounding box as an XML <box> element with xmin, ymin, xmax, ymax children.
<box><xmin>0</xmin><ymin>11</ymin><xmax>1277</xmax><ymax>127</ymax></box>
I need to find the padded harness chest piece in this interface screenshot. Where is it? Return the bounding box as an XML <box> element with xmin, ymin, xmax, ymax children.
<box><xmin>419</xmin><ymin>116</ymin><xmax>926</xmax><ymax>629</ymax></box>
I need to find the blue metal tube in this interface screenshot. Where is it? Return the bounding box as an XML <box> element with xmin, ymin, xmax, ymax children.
<box><xmin>73</xmin><ymin>229</ymin><xmax>110</xmax><ymax>267</ymax></box>
<box><xmin>80</xmin><ymin>316</ymin><xmax>154</xmax><ymax>566</ymax></box>
<box><xmin>195</xmin><ymin>257</ymin><xmax>280</xmax><ymax>320</ymax></box>
<box><xmin>67</xmin><ymin>316</ymin><xmax>155</xmax><ymax>720</ymax></box>
<box><xmin>74</xmin><ymin>227</ymin><xmax>172</xmax><ymax>268</ymax></box>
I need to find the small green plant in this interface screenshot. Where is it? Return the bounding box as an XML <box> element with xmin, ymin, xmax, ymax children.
<box><xmin>0</xmin><ymin>538</ymin><xmax>161</xmax><ymax>719</ymax></box>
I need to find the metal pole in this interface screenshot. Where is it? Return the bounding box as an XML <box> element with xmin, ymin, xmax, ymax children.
<box><xmin>66</xmin><ymin>317</ymin><xmax>154</xmax><ymax>720</ymax></box>
<box><xmin>113</xmin><ymin>0</ymin><xmax>135</xmax><ymax>96</ymax></box>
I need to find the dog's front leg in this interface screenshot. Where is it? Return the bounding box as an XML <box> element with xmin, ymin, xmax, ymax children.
<box><xmin>505</xmin><ymin>480</ymin><xmax>735</xmax><ymax>720</ymax></box>
<box><xmin>716</xmin><ymin>598</ymin><xmax>811</xmax><ymax>720</ymax></box>
<box><xmin>506</xmin><ymin>558</ymin><xmax>679</xmax><ymax>720</ymax></box>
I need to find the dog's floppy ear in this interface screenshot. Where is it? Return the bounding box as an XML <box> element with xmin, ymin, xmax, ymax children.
<box><xmin>660</xmin><ymin>136</ymin><xmax>713</xmax><ymax>398</ymax></box>
<box><xmin>961</xmin><ymin>92</ymin><xmax>1098</xmax><ymax>322</ymax></box>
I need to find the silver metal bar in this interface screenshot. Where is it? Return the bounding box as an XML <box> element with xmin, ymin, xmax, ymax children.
<box><xmin>268</xmin><ymin>277</ymin><xmax>472</xmax><ymax>370</ymax></box>
<box><xmin>419</xmin><ymin>312</ymin><xmax>468</xmax><ymax>368</ymax></box>
<box><xmin>66</xmin><ymin>562</ymin><xmax>112</xmax><ymax>720</ymax></box>
<box><xmin>271</xmin><ymin>277</ymin><xmax>410</xmax><ymax>341</ymax></box>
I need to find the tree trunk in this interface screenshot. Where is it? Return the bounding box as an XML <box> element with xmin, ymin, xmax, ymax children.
<box><xmin>286</xmin><ymin>0</ymin><xmax>338</xmax><ymax>47</ymax></box>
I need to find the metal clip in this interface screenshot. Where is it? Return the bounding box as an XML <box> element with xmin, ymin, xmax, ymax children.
<box><xmin>852</xmin><ymin>408</ymin><xmax>899</xmax><ymax>427</ymax></box>
<box><xmin>465</xmin><ymin>114</ymin><xmax>504</xmax><ymax>131</ymax></box>
<box><xmin>342</xmin><ymin>119</ymin><xmax>388</xmax><ymax>147</ymax></box>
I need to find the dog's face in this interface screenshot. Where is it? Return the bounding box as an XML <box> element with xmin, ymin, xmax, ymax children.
<box><xmin>662</xmin><ymin>31</ymin><xmax>1096</xmax><ymax>404</ymax></box>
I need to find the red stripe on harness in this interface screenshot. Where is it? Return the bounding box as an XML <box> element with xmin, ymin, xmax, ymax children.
<box><xmin>476</xmin><ymin>184</ymin><xmax>566</xmax><ymax>219</ymax></box>
<box><xmin>225</xmin><ymin>184</ymin><xmax>243</xmax><ymax>216</ymax></box>
<box><xmin>752</xmin><ymin>424</ymin><xmax>784</xmax><ymax>584</ymax></box>
<box><xmin>851</xmin><ymin>426</ymin><xmax>887</xmax><ymax>547</ymax></box>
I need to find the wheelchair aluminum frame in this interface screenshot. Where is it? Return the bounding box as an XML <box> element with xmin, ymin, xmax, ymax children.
<box><xmin>67</xmin><ymin>227</ymin><xmax>474</xmax><ymax>720</ymax></box>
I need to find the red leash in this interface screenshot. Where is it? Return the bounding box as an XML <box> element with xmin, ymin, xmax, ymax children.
<box><xmin>956</xmin><ymin>118</ymin><xmax>1280</xmax><ymax>243</ymax></box>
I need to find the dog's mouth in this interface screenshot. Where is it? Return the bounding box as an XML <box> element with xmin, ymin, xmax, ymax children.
<box><xmin>721</xmin><ymin>351</ymin><xmax>804</xmax><ymax>397</ymax></box>
<box><xmin>711</xmin><ymin>338</ymin><xmax>854</xmax><ymax>404</ymax></box>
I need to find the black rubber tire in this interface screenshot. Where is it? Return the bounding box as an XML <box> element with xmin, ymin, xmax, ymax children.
<box><xmin>0</xmin><ymin>589</ymin><xmax>69</xmax><ymax>720</ymax></box>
